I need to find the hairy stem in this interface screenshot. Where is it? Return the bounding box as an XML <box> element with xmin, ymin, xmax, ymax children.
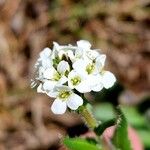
<box><xmin>79</xmin><ymin>105</ymin><xmax>98</xmax><ymax>129</ymax></box>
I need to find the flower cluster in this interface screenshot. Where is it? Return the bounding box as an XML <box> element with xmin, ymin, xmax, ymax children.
<box><xmin>32</xmin><ymin>40</ymin><xmax>116</xmax><ymax>114</ymax></box>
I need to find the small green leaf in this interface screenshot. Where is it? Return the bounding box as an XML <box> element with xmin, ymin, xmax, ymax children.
<box><xmin>112</xmin><ymin>106</ymin><xmax>132</xmax><ymax>150</ymax></box>
<box><xmin>94</xmin><ymin>118</ymin><xmax>116</xmax><ymax>136</ymax></box>
<box><xmin>63</xmin><ymin>137</ymin><xmax>101</xmax><ymax>150</ymax></box>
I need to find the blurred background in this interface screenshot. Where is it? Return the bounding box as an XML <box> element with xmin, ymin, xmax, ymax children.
<box><xmin>0</xmin><ymin>0</ymin><xmax>150</xmax><ymax>150</ymax></box>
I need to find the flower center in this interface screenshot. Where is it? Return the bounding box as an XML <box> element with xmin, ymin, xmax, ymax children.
<box><xmin>71</xmin><ymin>76</ymin><xmax>81</xmax><ymax>86</ymax></box>
<box><xmin>53</xmin><ymin>72</ymin><xmax>61</xmax><ymax>81</ymax></box>
<box><xmin>59</xmin><ymin>91</ymin><xmax>71</xmax><ymax>100</ymax></box>
<box><xmin>86</xmin><ymin>63</ymin><xmax>95</xmax><ymax>74</ymax></box>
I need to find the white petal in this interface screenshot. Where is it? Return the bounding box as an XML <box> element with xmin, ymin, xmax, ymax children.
<box><xmin>75</xmin><ymin>47</ymin><xmax>84</xmax><ymax>58</ymax></box>
<box><xmin>87</xmin><ymin>75</ymin><xmax>102</xmax><ymax>92</ymax></box>
<box><xmin>96</xmin><ymin>55</ymin><xmax>106</xmax><ymax>70</ymax></box>
<box><xmin>68</xmin><ymin>70</ymin><xmax>86</xmax><ymax>90</ymax></box>
<box><xmin>51</xmin><ymin>99</ymin><xmax>67</xmax><ymax>114</ymax></box>
<box><xmin>37</xmin><ymin>84</ymin><xmax>45</xmax><ymax>93</ymax></box>
<box><xmin>77</xmin><ymin>40</ymin><xmax>91</xmax><ymax>50</ymax></box>
<box><xmin>43</xmin><ymin>80</ymin><xmax>56</xmax><ymax>91</ymax></box>
<box><xmin>102</xmin><ymin>71</ymin><xmax>116</xmax><ymax>89</ymax></box>
<box><xmin>40</xmin><ymin>47</ymin><xmax>51</xmax><ymax>58</ymax></box>
<box><xmin>54</xmin><ymin>85</ymin><xmax>72</xmax><ymax>93</ymax></box>
<box><xmin>47</xmin><ymin>90</ymin><xmax>58</xmax><ymax>98</ymax></box>
<box><xmin>68</xmin><ymin>70</ymin><xmax>80</xmax><ymax>78</ymax></box>
<box><xmin>76</xmin><ymin>81</ymin><xmax>91</xmax><ymax>93</ymax></box>
<box><xmin>58</xmin><ymin>75</ymin><xmax>68</xmax><ymax>84</ymax></box>
<box><xmin>67</xmin><ymin>94</ymin><xmax>83</xmax><ymax>110</ymax></box>
<box><xmin>68</xmin><ymin>70</ymin><xmax>85</xmax><ymax>79</ymax></box>
<box><xmin>53</xmin><ymin>42</ymin><xmax>60</xmax><ymax>50</ymax></box>
<box><xmin>43</xmin><ymin>68</ymin><xmax>56</xmax><ymax>79</ymax></box>
<box><xmin>67</xmin><ymin>50</ymin><xmax>75</xmax><ymax>61</ymax></box>
<box><xmin>73</xmin><ymin>59</ymin><xmax>87</xmax><ymax>76</ymax></box>
<box><xmin>86</xmin><ymin>50</ymin><xmax>99</xmax><ymax>60</ymax></box>
<box><xmin>57</xmin><ymin>61</ymin><xmax>70</xmax><ymax>74</ymax></box>
<box><xmin>42</xmin><ymin>59</ymin><xmax>52</xmax><ymax>68</ymax></box>
<box><xmin>91</xmin><ymin>83</ymin><xmax>103</xmax><ymax>92</ymax></box>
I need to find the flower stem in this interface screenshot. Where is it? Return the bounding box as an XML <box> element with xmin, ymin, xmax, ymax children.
<box><xmin>79</xmin><ymin>105</ymin><xmax>98</xmax><ymax>129</ymax></box>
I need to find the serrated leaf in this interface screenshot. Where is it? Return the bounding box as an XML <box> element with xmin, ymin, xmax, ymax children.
<box><xmin>63</xmin><ymin>137</ymin><xmax>102</xmax><ymax>150</ymax></box>
<box><xmin>112</xmin><ymin>106</ymin><xmax>132</xmax><ymax>150</ymax></box>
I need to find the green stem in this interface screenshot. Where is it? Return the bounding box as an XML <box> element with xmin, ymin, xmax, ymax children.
<box><xmin>79</xmin><ymin>105</ymin><xmax>98</xmax><ymax>129</ymax></box>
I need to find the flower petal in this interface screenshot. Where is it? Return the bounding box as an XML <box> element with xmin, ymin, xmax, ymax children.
<box><xmin>43</xmin><ymin>68</ymin><xmax>56</xmax><ymax>79</ymax></box>
<box><xmin>51</xmin><ymin>99</ymin><xmax>67</xmax><ymax>114</ymax></box>
<box><xmin>91</xmin><ymin>83</ymin><xmax>103</xmax><ymax>92</ymax></box>
<box><xmin>57</xmin><ymin>60</ymin><xmax>70</xmax><ymax>74</ymax></box>
<box><xmin>68</xmin><ymin>70</ymin><xmax>77</xmax><ymax>89</ymax></box>
<box><xmin>54</xmin><ymin>85</ymin><xmax>72</xmax><ymax>93</ymax></box>
<box><xmin>73</xmin><ymin>59</ymin><xmax>87</xmax><ymax>76</ymax></box>
<box><xmin>77</xmin><ymin>40</ymin><xmax>91</xmax><ymax>50</ymax></box>
<box><xmin>41</xmin><ymin>59</ymin><xmax>52</xmax><ymax>68</ymax></box>
<box><xmin>43</xmin><ymin>80</ymin><xmax>56</xmax><ymax>91</ymax></box>
<box><xmin>67</xmin><ymin>94</ymin><xmax>83</xmax><ymax>110</ymax></box>
<box><xmin>86</xmin><ymin>50</ymin><xmax>99</xmax><ymax>60</ymax></box>
<box><xmin>58</xmin><ymin>75</ymin><xmax>68</xmax><ymax>84</ymax></box>
<box><xmin>40</xmin><ymin>47</ymin><xmax>51</xmax><ymax>59</ymax></box>
<box><xmin>102</xmin><ymin>71</ymin><xmax>116</xmax><ymax>89</ymax></box>
<box><xmin>76</xmin><ymin>81</ymin><xmax>91</xmax><ymax>93</ymax></box>
<box><xmin>53</xmin><ymin>42</ymin><xmax>60</xmax><ymax>50</ymax></box>
<box><xmin>96</xmin><ymin>54</ymin><xmax>106</xmax><ymax>71</ymax></box>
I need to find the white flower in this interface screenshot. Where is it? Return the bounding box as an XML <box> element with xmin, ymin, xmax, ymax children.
<box><xmin>73</xmin><ymin>53</ymin><xmax>106</xmax><ymax>76</ymax></box>
<box><xmin>89</xmin><ymin>71</ymin><xmax>116</xmax><ymax>91</ymax></box>
<box><xmin>68</xmin><ymin>70</ymin><xmax>91</xmax><ymax>93</ymax></box>
<box><xmin>53</xmin><ymin>42</ymin><xmax>76</xmax><ymax>61</ymax></box>
<box><xmin>41</xmin><ymin>65</ymin><xmax>68</xmax><ymax>93</ymax></box>
<box><xmin>50</xmin><ymin>85</ymin><xmax>83</xmax><ymax>114</ymax></box>
<box><xmin>32</xmin><ymin>40</ymin><xmax>117</xmax><ymax>114</ymax></box>
<box><xmin>73</xmin><ymin>58</ymin><xmax>98</xmax><ymax>76</ymax></box>
<box><xmin>37</xmin><ymin>60</ymin><xmax>69</xmax><ymax>94</ymax></box>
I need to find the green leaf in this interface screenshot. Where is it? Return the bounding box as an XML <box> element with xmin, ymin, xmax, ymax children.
<box><xmin>112</xmin><ymin>106</ymin><xmax>132</xmax><ymax>150</ymax></box>
<box><xmin>122</xmin><ymin>106</ymin><xmax>145</xmax><ymax>127</ymax></box>
<box><xmin>93</xmin><ymin>103</ymin><xmax>115</xmax><ymax>121</ymax></box>
<box><xmin>93</xmin><ymin>103</ymin><xmax>145</xmax><ymax>128</ymax></box>
<box><xmin>94</xmin><ymin>118</ymin><xmax>116</xmax><ymax>136</ymax></box>
<box><xmin>63</xmin><ymin>137</ymin><xmax>102</xmax><ymax>150</ymax></box>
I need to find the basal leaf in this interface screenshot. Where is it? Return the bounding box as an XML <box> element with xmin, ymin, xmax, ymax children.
<box><xmin>63</xmin><ymin>137</ymin><xmax>101</xmax><ymax>150</ymax></box>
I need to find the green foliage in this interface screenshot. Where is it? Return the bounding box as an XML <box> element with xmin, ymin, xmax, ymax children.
<box><xmin>112</xmin><ymin>106</ymin><xmax>132</xmax><ymax>150</ymax></box>
<box><xmin>137</xmin><ymin>130</ymin><xmax>150</xmax><ymax>148</ymax></box>
<box><xmin>121</xmin><ymin>106</ymin><xmax>145</xmax><ymax>127</ymax></box>
<box><xmin>63</xmin><ymin>137</ymin><xmax>102</xmax><ymax>150</ymax></box>
<box><xmin>93</xmin><ymin>103</ymin><xmax>115</xmax><ymax>121</ymax></box>
<box><xmin>94</xmin><ymin>118</ymin><xmax>116</xmax><ymax>136</ymax></box>
<box><xmin>93</xmin><ymin>103</ymin><xmax>145</xmax><ymax>128</ymax></box>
